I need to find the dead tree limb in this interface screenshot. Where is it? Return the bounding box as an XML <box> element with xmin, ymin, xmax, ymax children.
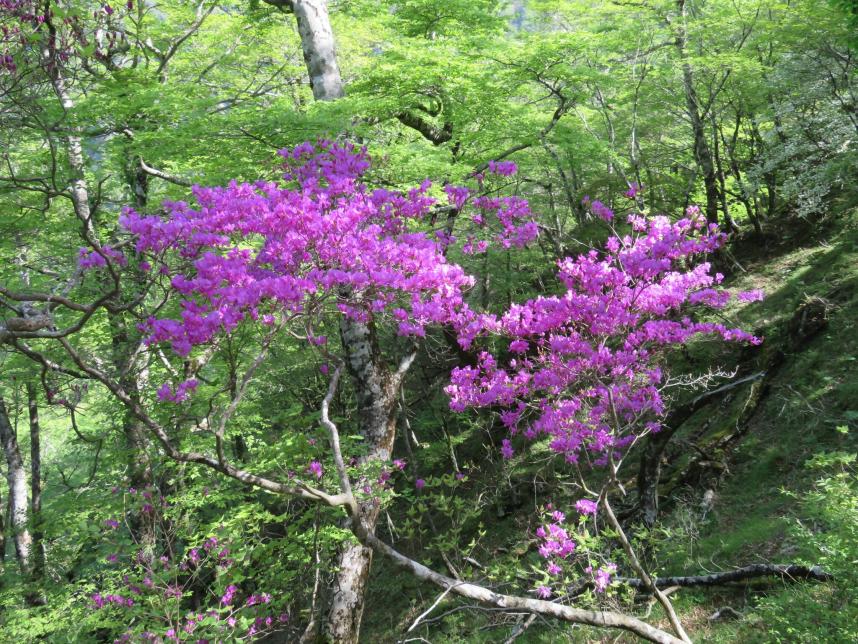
<box><xmin>619</xmin><ymin>564</ymin><xmax>833</xmax><ymax>589</ymax></box>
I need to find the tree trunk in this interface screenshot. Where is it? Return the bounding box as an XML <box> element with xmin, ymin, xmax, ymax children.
<box><xmin>721</xmin><ymin>114</ymin><xmax>762</xmax><ymax>235</ymax></box>
<box><xmin>271</xmin><ymin>5</ymin><xmax>389</xmax><ymax>641</ymax></box>
<box><xmin>109</xmin><ymin>308</ymin><xmax>156</xmax><ymax>551</ymax></box>
<box><xmin>322</xmin><ymin>313</ymin><xmax>401</xmax><ymax>643</ymax></box>
<box><xmin>0</xmin><ymin>397</ymin><xmax>33</xmax><ymax>577</ymax></box>
<box><xmin>710</xmin><ymin>112</ymin><xmax>739</xmax><ymax>233</ymax></box>
<box><xmin>0</xmin><ymin>474</ymin><xmax>6</xmax><ymax>571</ymax></box>
<box><xmin>112</xmin><ymin>153</ymin><xmax>158</xmax><ymax>548</ymax></box>
<box><xmin>26</xmin><ymin>383</ymin><xmax>45</xmax><ymax>581</ymax></box>
<box><xmin>677</xmin><ymin>0</ymin><xmax>720</xmax><ymax>225</ymax></box>
<box><xmin>292</xmin><ymin>0</ymin><xmax>344</xmax><ymax>101</ymax></box>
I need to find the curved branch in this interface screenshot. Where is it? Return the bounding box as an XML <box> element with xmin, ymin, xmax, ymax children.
<box><xmin>396</xmin><ymin>112</ymin><xmax>453</xmax><ymax>145</ymax></box>
<box><xmin>54</xmin><ymin>337</ymin><xmax>349</xmax><ymax>507</ymax></box>
<box><xmin>139</xmin><ymin>159</ymin><xmax>193</xmax><ymax>187</ymax></box>
<box><xmin>0</xmin><ymin>286</ymin><xmax>90</xmax><ymax>312</ymax></box>
<box><xmin>319</xmin><ymin>366</ymin><xmax>357</xmax><ymax>516</ymax></box>
<box><xmin>359</xmin><ymin>530</ymin><xmax>684</xmax><ymax>644</ymax></box>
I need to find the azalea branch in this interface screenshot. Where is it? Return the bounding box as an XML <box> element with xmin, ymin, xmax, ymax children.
<box><xmin>602</xmin><ymin>495</ymin><xmax>691</xmax><ymax>643</ymax></box>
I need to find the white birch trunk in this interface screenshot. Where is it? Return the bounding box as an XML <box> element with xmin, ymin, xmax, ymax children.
<box><xmin>0</xmin><ymin>398</ymin><xmax>33</xmax><ymax>577</ymax></box>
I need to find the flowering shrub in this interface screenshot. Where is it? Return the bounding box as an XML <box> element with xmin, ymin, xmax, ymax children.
<box><xmin>0</xmin><ymin>0</ymin><xmax>138</xmax><ymax>75</ymax></box>
<box><xmin>111</xmin><ymin>141</ymin><xmax>536</xmax><ymax>396</ymax></box>
<box><xmin>443</xmin><ymin>202</ymin><xmax>760</xmax><ymax>597</ymax></box>
<box><xmin>446</xmin><ymin>209</ymin><xmax>760</xmax><ymax>468</ymax></box>
<box><xmin>532</xmin><ymin>503</ymin><xmax>620</xmax><ymax>599</ymax></box>
<box><xmin>101</xmin><ymin>139</ymin><xmax>760</xmax><ymax>623</ymax></box>
<box><xmin>93</xmin><ymin>516</ymin><xmax>287</xmax><ymax>642</ymax></box>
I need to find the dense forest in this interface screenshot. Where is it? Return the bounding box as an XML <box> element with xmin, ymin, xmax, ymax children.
<box><xmin>0</xmin><ymin>1</ymin><xmax>856</xmax><ymax>642</ymax></box>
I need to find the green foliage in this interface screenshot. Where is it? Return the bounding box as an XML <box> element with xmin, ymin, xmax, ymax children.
<box><xmin>1</xmin><ymin>0</ymin><xmax>858</xmax><ymax>641</ymax></box>
<box><xmin>748</xmin><ymin>457</ymin><xmax>858</xmax><ymax>643</ymax></box>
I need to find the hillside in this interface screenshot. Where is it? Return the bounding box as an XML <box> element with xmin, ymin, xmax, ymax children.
<box><xmin>362</xmin><ymin>208</ymin><xmax>858</xmax><ymax>643</ymax></box>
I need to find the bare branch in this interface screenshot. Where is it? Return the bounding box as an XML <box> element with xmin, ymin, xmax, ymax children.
<box><xmin>602</xmin><ymin>496</ymin><xmax>691</xmax><ymax>643</ymax></box>
<box><xmin>360</xmin><ymin>530</ymin><xmax>684</xmax><ymax>644</ymax></box>
<box><xmin>320</xmin><ymin>366</ymin><xmax>357</xmax><ymax>516</ymax></box>
<box><xmin>156</xmin><ymin>1</ymin><xmax>218</xmax><ymax>80</ymax></box>
<box><xmin>139</xmin><ymin>159</ymin><xmax>193</xmax><ymax>187</ymax></box>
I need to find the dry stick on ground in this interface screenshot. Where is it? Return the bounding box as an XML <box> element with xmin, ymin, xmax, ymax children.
<box><xmin>618</xmin><ymin>564</ymin><xmax>833</xmax><ymax>589</ymax></box>
<box><xmin>503</xmin><ymin>613</ymin><xmax>538</xmax><ymax>644</ymax></box>
<box><xmin>402</xmin><ymin>583</ymin><xmax>463</xmax><ymax>638</ymax></box>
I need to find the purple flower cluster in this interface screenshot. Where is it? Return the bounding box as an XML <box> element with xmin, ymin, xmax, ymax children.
<box><xmin>737</xmin><ymin>289</ymin><xmax>765</xmax><ymax>303</ymax></box>
<box><xmin>77</xmin><ymin>245</ymin><xmax>127</xmax><ymax>270</ymax></box>
<box><xmin>586</xmin><ymin>563</ymin><xmax>617</xmax><ymax>592</ymax></box>
<box><xmin>308</xmin><ymin>460</ymin><xmax>323</xmax><ymax>479</ymax></box>
<box><xmin>119</xmin><ymin>141</ymin><xmax>538</xmax><ymax>396</ymax></box>
<box><xmin>575</xmin><ymin>499</ymin><xmax>598</xmax><ymax>516</ymax></box>
<box><xmin>91</xmin><ymin>593</ymin><xmax>134</xmax><ymax>608</ymax></box>
<box><xmin>446</xmin><ymin>214</ymin><xmax>760</xmax><ymax>466</ymax></box>
<box><xmin>156</xmin><ymin>378</ymin><xmax>198</xmax><ymax>403</ymax></box>
<box><xmin>588</xmin><ymin>199</ymin><xmax>615</xmax><ymax>222</ymax></box>
<box><xmin>623</xmin><ymin>182</ymin><xmax>642</xmax><ymax>199</ymax></box>
<box><xmin>487</xmin><ymin>160</ymin><xmax>517</xmax><ymax>176</ymax></box>
<box><xmin>92</xmin><ymin>527</ymin><xmax>282</xmax><ymax>641</ymax></box>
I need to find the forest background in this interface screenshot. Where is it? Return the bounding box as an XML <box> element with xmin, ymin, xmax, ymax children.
<box><xmin>0</xmin><ymin>0</ymin><xmax>857</xmax><ymax>642</ymax></box>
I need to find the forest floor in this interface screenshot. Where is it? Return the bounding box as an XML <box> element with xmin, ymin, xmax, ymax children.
<box><xmin>363</xmin><ymin>206</ymin><xmax>858</xmax><ymax>643</ymax></box>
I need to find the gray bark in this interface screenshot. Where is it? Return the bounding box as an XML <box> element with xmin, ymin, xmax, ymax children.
<box><xmin>322</xmin><ymin>313</ymin><xmax>401</xmax><ymax>643</ymax></box>
<box><xmin>27</xmin><ymin>383</ymin><xmax>45</xmax><ymax>581</ymax></box>
<box><xmin>677</xmin><ymin>0</ymin><xmax>721</xmax><ymax>225</ymax></box>
<box><xmin>264</xmin><ymin>0</ymin><xmax>344</xmax><ymax>101</ymax></box>
<box><xmin>294</xmin><ymin>0</ymin><xmax>343</xmax><ymax>101</ymax></box>
<box><xmin>315</xmin><ymin>379</ymin><xmax>684</xmax><ymax>644</ymax></box>
<box><xmin>0</xmin><ymin>397</ymin><xmax>33</xmax><ymax>577</ymax></box>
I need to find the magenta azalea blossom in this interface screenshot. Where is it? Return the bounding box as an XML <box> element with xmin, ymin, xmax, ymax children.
<box><xmin>120</xmin><ymin>142</ymin><xmax>537</xmax><ymax>361</ymax></box>
<box><xmin>737</xmin><ymin>289</ymin><xmax>765</xmax><ymax>303</ymax></box>
<box><xmin>575</xmin><ymin>499</ymin><xmax>598</xmax><ymax>516</ymax></box>
<box><xmin>500</xmin><ymin>439</ymin><xmax>514</xmax><ymax>459</ymax></box>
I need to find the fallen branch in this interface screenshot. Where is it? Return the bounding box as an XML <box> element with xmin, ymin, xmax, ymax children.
<box><xmin>319</xmin><ymin>368</ymin><xmax>684</xmax><ymax>644</ymax></box>
<box><xmin>363</xmin><ymin>530</ymin><xmax>684</xmax><ymax>644</ymax></box>
<box><xmin>619</xmin><ymin>564</ymin><xmax>833</xmax><ymax>589</ymax></box>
